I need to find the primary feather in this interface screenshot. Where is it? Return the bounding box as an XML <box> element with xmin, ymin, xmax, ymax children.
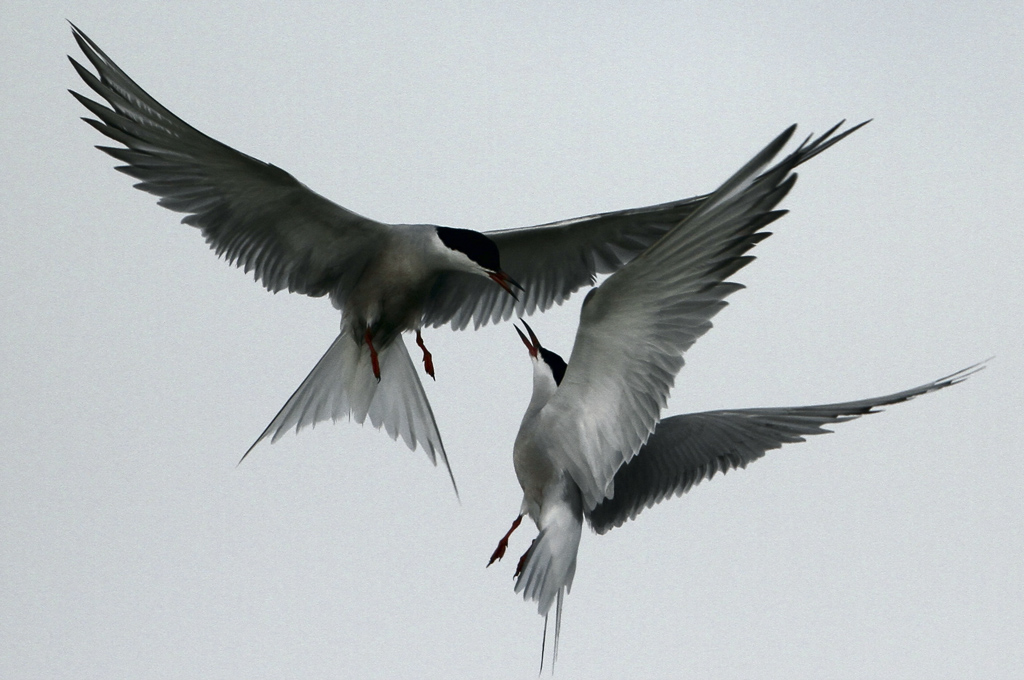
<box><xmin>587</xmin><ymin>363</ymin><xmax>985</xmax><ymax>533</ymax></box>
<box><xmin>539</xmin><ymin>122</ymin><xmax>869</xmax><ymax>512</ymax></box>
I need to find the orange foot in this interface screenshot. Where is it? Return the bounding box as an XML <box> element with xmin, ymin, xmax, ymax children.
<box><xmin>487</xmin><ymin>514</ymin><xmax>524</xmax><ymax>567</ymax></box>
<box><xmin>415</xmin><ymin>329</ymin><xmax>434</xmax><ymax>379</ymax></box>
<box><xmin>515</xmin><ymin>539</ymin><xmax>536</xmax><ymax>579</ymax></box>
<box><xmin>364</xmin><ymin>328</ymin><xmax>380</xmax><ymax>382</ymax></box>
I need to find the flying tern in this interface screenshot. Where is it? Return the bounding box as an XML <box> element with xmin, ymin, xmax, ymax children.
<box><xmin>67</xmin><ymin>25</ymin><xmax>855</xmax><ymax>488</ymax></box>
<box><xmin>486</xmin><ymin>123</ymin><xmax>981</xmax><ymax>668</ymax></box>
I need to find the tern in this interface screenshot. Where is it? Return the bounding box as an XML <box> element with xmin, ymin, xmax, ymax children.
<box><xmin>486</xmin><ymin>124</ymin><xmax>981</xmax><ymax>668</ymax></box>
<box><xmin>67</xmin><ymin>25</ymin><xmax>855</xmax><ymax>487</ymax></box>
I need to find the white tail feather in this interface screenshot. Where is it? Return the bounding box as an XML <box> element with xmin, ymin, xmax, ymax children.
<box><xmin>516</xmin><ymin>496</ymin><xmax>580</xmax><ymax>673</ymax></box>
<box><xmin>515</xmin><ymin>491</ymin><xmax>582</xmax><ymax>608</ymax></box>
<box><xmin>240</xmin><ymin>333</ymin><xmax>455</xmax><ymax>491</ymax></box>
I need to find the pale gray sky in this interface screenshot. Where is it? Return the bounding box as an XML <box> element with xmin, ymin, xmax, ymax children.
<box><xmin>2</xmin><ymin>2</ymin><xmax>1021</xmax><ymax>678</ymax></box>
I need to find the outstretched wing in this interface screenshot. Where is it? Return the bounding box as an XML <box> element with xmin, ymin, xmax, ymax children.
<box><xmin>421</xmin><ymin>121</ymin><xmax>868</xmax><ymax>331</ymax></box>
<box><xmin>68</xmin><ymin>25</ymin><xmax>386</xmax><ymax>301</ymax></box>
<box><xmin>536</xmin><ymin>122</ymin><xmax>865</xmax><ymax>511</ymax></box>
<box><xmin>587</xmin><ymin>363</ymin><xmax>984</xmax><ymax>532</ymax></box>
<box><xmin>423</xmin><ymin>197</ymin><xmax>703</xmax><ymax>330</ymax></box>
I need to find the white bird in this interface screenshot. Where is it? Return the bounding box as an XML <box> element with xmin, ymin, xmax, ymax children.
<box><xmin>69</xmin><ymin>27</ymin><xmax>873</xmax><ymax>486</ymax></box>
<box><xmin>69</xmin><ymin>25</ymin><xmax>809</xmax><ymax>486</ymax></box>
<box><xmin>486</xmin><ymin>123</ymin><xmax>981</xmax><ymax>669</ymax></box>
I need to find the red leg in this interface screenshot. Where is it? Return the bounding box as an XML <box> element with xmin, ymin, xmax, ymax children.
<box><xmin>515</xmin><ymin>538</ymin><xmax>536</xmax><ymax>579</ymax></box>
<box><xmin>487</xmin><ymin>514</ymin><xmax>524</xmax><ymax>567</ymax></box>
<box><xmin>364</xmin><ymin>328</ymin><xmax>380</xmax><ymax>382</ymax></box>
<box><xmin>415</xmin><ymin>329</ymin><xmax>435</xmax><ymax>379</ymax></box>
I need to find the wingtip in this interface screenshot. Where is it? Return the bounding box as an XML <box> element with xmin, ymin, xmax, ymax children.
<box><xmin>236</xmin><ymin>439</ymin><xmax>260</xmax><ymax>467</ymax></box>
<box><xmin>784</xmin><ymin>118</ymin><xmax>871</xmax><ymax>169</ymax></box>
<box><xmin>770</xmin><ymin>124</ymin><xmax>798</xmax><ymax>153</ymax></box>
<box><xmin>442</xmin><ymin>451</ymin><xmax>461</xmax><ymax>502</ymax></box>
<box><xmin>237</xmin><ymin>420</ymin><xmax>278</xmax><ymax>467</ymax></box>
<box><xmin>940</xmin><ymin>358</ymin><xmax>991</xmax><ymax>386</ymax></box>
<box><xmin>69</xmin><ymin>22</ymin><xmax>89</xmax><ymax>48</ymax></box>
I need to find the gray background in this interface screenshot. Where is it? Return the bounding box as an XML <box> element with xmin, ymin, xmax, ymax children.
<box><xmin>2</xmin><ymin>1</ymin><xmax>1021</xmax><ymax>678</ymax></box>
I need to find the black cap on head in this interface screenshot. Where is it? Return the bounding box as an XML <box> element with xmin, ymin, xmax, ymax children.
<box><xmin>435</xmin><ymin>227</ymin><xmax>501</xmax><ymax>272</ymax></box>
<box><xmin>517</xmin><ymin>319</ymin><xmax>567</xmax><ymax>385</ymax></box>
<box><xmin>539</xmin><ymin>347</ymin><xmax>567</xmax><ymax>386</ymax></box>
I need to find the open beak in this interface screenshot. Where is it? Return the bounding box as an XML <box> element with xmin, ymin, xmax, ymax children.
<box><xmin>514</xmin><ymin>318</ymin><xmax>540</xmax><ymax>358</ymax></box>
<box><xmin>489</xmin><ymin>271</ymin><xmax>523</xmax><ymax>302</ymax></box>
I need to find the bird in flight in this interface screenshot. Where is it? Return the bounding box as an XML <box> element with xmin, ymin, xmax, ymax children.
<box><xmin>486</xmin><ymin>123</ymin><xmax>981</xmax><ymax>670</ymax></box>
<box><xmin>66</xmin><ymin>25</ymin><xmax>864</xmax><ymax>490</ymax></box>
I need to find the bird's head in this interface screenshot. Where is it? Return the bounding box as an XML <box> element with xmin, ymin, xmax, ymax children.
<box><xmin>435</xmin><ymin>227</ymin><xmax>522</xmax><ymax>300</ymax></box>
<box><xmin>515</xmin><ymin>319</ymin><xmax>567</xmax><ymax>387</ymax></box>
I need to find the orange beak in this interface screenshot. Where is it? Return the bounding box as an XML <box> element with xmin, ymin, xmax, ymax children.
<box><xmin>514</xmin><ymin>318</ymin><xmax>540</xmax><ymax>358</ymax></box>
<box><xmin>489</xmin><ymin>271</ymin><xmax>523</xmax><ymax>302</ymax></box>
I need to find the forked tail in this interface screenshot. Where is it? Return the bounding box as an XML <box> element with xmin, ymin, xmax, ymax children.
<box><xmin>515</xmin><ymin>480</ymin><xmax>583</xmax><ymax>672</ymax></box>
<box><xmin>239</xmin><ymin>332</ymin><xmax>456</xmax><ymax>493</ymax></box>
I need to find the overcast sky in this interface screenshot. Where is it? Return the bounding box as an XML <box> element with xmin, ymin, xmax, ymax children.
<box><xmin>2</xmin><ymin>2</ymin><xmax>1022</xmax><ymax>678</ymax></box>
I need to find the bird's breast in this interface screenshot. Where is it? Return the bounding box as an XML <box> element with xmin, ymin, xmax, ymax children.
<box><xmin>513</xmin><ymin>428</ymin><xmax>559</xmax><ymax>512</ymax></box>
<box><xmin>346</xmin><ymin>242</ymin><xmax>438</xmax><ymax>334</ymax></box>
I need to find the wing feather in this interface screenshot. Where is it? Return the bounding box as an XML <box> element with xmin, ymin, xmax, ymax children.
<box><xmin>422</xmin><ymin>121</ymin><xmax>868</xmax><ymax>330</ymax></box>
<box><xmin>587</xmin><ymin>363</ymin><xmax>985</xmax><ymax>532</ymax></box>
<box><xmin>536</xmin><ymin>123</ymin><xmax>866</xmax><ymax>510</ymax></box>
<box><xmin>69</xmin><ymin>25</ymin><xmax>385</xmax><ymax>301</ymax></box>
